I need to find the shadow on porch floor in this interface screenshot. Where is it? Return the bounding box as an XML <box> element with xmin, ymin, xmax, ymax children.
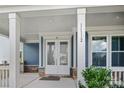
<box><xmin>19</xmin><ymin>73</ymin><xmax>77</xmax><ymax>88</ymax></box>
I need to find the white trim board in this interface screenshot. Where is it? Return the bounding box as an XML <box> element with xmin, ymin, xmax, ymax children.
<box><xmin>40</xmin><ymin>31</ymin><xmax>73</xmax><ymax>36</ymax></box>
<box><xmin>24</xmin><ymin>65</ymin><xmax>38</xmax><ymax>66</ymax></box>
<box><xmin>40</xmin><ymin>31</ymin><xmax>73</xmax><ymax>40</ymax></box>
<box><xmin>0</xmin><ymin>6</ymin><xmax>97</xmax><ymax>14</ymax></box>
<box><xmin>88</xmin><ymin>31</ymin><xmax>124</xmax><ymax>36</ymax></box>
<box><xmin>0</xmin><ymin>6</ymin><xmax>123</xmax><ymax>14</ymax></box>
<box><xmin>24</xmin><ymin>40</ymin><xmax>39</xmax><ymax>43</ymax></box>
<box><xmin>86</xmin><ymin>25</ymin><xmax>124</xmax><ymax>32</ymax></box>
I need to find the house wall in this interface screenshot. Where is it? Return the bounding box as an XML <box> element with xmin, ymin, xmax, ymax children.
<box><xmin>23</xmin><ymin>43</ymin><xmax>39</xmax><ymax>72</ymax></box>
<box><xmin>86</xmin><ymin>12</ymin><xmax>124</xmax><ymax>67</ymax></box>
<box><xmin>86</xmin><ymin>12</ymin><xmax>124</xmax><ymax>26</ymax></box>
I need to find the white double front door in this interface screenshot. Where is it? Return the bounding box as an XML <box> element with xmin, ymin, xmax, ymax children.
<box><xmin>45</xmin><ymin>40</ymin><xmax>70</xmax><ymax>75</ymax></box>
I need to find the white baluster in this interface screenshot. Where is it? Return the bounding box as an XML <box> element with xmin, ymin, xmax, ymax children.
<box><xmin>5</xmin><ymin>69</ymin><xmax>8</xmax><ymax>87</ymax></box>
<box><xmin>8</xmin><ymin>69</ymin><xmax>9</xmax><ymax>87</ymax></box>
<box><xmin>111</xmin><ymin>71</ymin><xmax>113</xmax><ymax>85</ymax></box>
<box><xmin>0</xmin><ymin>70</ymin><xmax>1</xmax><ymax>87</ymax></box>
<box><xmin>122</xmin><ymin>72</ymin><xmax>124</xmax><ymax>85</ymax></box>
<box><xmin>115</xmin><ymin>71</ymin><xmax>117</xmax><ymax>84</ymax></box>
<box><xmin>1</xmin><ymin>69</ymin><xmax>4</xmax><ymax>87</ymax></box>
<box><xmin>1</xmin><ymin>70</ymin><xmax>3</xmax><ymax>87</ymax></box>
<box><xmin>7</xmin><ymin>69</ymin><xmax>9</xmax><ymax>87</ymax></box>
<box><xmin>4</xmin><ymin>69</ymin><xmax>6</xmax><ymax>87</ymax></box>
<box><xmin>0</xmin><ymin>66</ymin><xmax>9</xmax><ymax>87</ymax></box>
<box><xmin>3</xmin><ymin>69</ymin><xmax>5</xmax><ymax>87</ymax></box>
<box><xmin>3</xmin><ymin>70</ymin><xmax>5</xmax><ymax>87</ymax></box>
<box><xmin>119</xmin><ymin>71</ymin><xmax>121</xmax><ymax>85</ymax></box>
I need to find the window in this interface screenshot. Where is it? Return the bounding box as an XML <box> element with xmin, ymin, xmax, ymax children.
<box><xmin>60</xmin><ymin>42</ymin><xmax>68</xmax><ymax>65</ymax></box>
<box><xmin>92</xmin><ymin>37</ymin><xmax>107</xmax><ymax>66</ymax></box>
<box><xmin>112</xmin><ymin>36</ymin><xmax>124</xmax><ymax>67</ymax></box>
<box><xmin>47</xmin><ymin>42</ymin><xmax>55</xmax><ymax>65</ymax></box>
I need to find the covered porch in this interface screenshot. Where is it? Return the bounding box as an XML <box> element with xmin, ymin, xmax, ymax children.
<box><xmin>0</xmin><ymin>5</ymin><xmax>124</xmax><ymax>88</ymax></box>
<box><xmin>0</xmin><ymin>6</ymin><xmax>80</xmax><ymax>88</ymax></box>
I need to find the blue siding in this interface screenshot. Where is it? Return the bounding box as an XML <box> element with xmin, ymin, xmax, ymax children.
<box><xmin>24</xmin><ymin>43</ymin><xmax>39</xmax><ymax>65</ymax></box>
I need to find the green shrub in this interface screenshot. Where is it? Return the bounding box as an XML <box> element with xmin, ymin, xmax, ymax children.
<box><xmin>81</xmin><ymin>66</ymin><xmax>111</xmax><ymax>88</ymax></box>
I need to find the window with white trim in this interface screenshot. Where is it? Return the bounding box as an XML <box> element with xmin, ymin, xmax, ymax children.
<box><xmin>112</xmin><ymin>36</ymin><xmax>124</xmax><ymax>67</ymax></box>
<box><xmin>92</xmin><ymin>36</ymin><xmax>107</xmax><ymax>66</ymax></box>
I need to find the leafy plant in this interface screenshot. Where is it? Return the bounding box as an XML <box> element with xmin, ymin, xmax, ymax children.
<box><xmin>81</xmin><ymin>66</ymin><xmax>111</xmax><ymax>88</ymax></box>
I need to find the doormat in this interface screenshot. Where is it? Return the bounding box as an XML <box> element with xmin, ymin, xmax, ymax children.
<box><xmin>40</xmin><ymin>76</ymin><xmax>60</xmax><ymax>81</ymax></box>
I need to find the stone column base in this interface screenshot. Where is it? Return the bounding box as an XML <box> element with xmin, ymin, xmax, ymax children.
<box><xmin>38</xmin><ymin>67</ymin><xmax>45</xmax><ymax>77</ymax></box>
<box><xmin>70</xmin><ymin>67</ymin><xmax>77</xmax><ymax>80</ymax></box>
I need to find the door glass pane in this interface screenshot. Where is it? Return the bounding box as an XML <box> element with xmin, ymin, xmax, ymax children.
<box><xmin>60</xmin><ymin>42</ymin><xmax>68</xmax><ymax>65</ymax></box>
<box><xmin>92</xmin><ymin>37</ymin><xmax>107</xmax><ymax>52</ymax></box>
<box><xmin>92</xmin><ymin>52</ymin><xmax>106</xmax><ymax>66</ymax></box>
<box><xmin>47</xmin><ymin>42</ymin><xmax>55</xmax><ymax>65</ymax></box>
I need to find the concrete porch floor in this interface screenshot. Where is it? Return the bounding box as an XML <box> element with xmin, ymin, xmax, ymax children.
<box><xmin>19</xmin><ymin>73</ymin><xmax>77</xmax><ymax>88</ymax></box>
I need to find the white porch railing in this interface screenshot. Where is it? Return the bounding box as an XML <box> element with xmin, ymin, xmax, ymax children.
<box><xmin>0</xmin><ymin>65</ymin><xmax>9</xmax><ymax>87</ymax></box>
<box><xmin>111</xmin><ymin>67</ymin><xmax>124</xmax><ymax>86</ymax></box>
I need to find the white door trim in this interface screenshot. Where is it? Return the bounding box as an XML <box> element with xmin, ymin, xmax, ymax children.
<box><xmin>45</xmin><ymin>39</ymin><xmax>71</xmax><ymax>75</ymax></box>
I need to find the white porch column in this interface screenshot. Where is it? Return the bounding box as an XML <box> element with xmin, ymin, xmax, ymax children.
<box><xmin>9</xmin><ymin>13</ymin><xmax>20</xmax><ymax>88</ymax></box>
<box><xmin>73</xmin><ymin>28</ymin><xmax>77</xmax><ymax>68</ymax></box>
<box><xmin>77</xmin><ymin>8</ymin><xmax>86</xmax><ymax>87</ymax></box>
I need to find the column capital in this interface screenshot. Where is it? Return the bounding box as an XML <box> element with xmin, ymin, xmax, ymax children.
<box><xmin>77</xmin><ymin>8</ymin><xmax>86</xmax><ymax>14</ymax></box>
<box><xmin>8</xmin><ymin>13</ymin><xmax>21</xmax><ymax>22</ymax></box>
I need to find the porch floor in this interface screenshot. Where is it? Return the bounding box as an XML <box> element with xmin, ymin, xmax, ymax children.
<box><xmin>19</xmin><ymin>73</ymin><xmax>77</xmax><ymax>88</ymax></box>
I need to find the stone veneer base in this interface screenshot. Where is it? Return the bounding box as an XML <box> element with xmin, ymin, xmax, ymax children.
<box><xmin>38</xmin><ymin>67</ymin><xmax>45</xmax><ymax>77</ymax></box>
<box><xmin>38</xmin><ymin>67</ymin><xmax>77</xmax><ymax>80</ymax></box>
<box><xmin>70</xmin><ymin>67</ymin><xmax>77</xmax><ymax>80</ymax></box>
<box><xmin>24</xmin><ymin>65</ymin><xmax>38</xmax><ymax>73</ymax></box>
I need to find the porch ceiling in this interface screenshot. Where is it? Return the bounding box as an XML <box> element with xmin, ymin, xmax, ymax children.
<box><xmin>0</xmin><ymin>9</ymin><xmax>77</xmax><ymax>42</ymax></box>
<box><xmin>0</xmin><ymin>6</ymin><xmax>124</xmax><ymax>42</ymax></box>
<box><xmin>21</xmin><ymin>14</ymin><xmax>76</xmax><ymax>41</ymax></box>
